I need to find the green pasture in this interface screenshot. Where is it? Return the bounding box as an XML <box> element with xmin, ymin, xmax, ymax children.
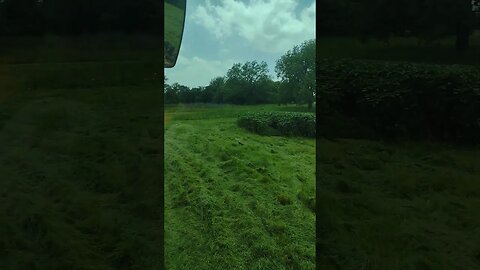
<box><xmin>164</xmin><ymin>104</ymin><xmax>316</xmax><ymax>269</ymax></box>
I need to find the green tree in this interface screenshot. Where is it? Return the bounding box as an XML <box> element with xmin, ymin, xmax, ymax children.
<box><xmin>224</xmin><ymin>61</ymin><xmax>272</xmax><ymax>104</ymax></box>
<box><xmin>172</xmin><ymin>83</ymin><xmax>191</xmax><ymax>104</ymax></box>
<box><xmin>275</xmin><ymin>39</ymin><xmax>316</xmax><ymax>108</ymax></box>
<box><xmin>206</xmin><ymin>76</ymin><xmax>226</xmax><ymax>104</ymax></box>
<box><xmin>164</xmin><ymin>82</ymin><xmax>182</xmax><ymax>104</ymax></box>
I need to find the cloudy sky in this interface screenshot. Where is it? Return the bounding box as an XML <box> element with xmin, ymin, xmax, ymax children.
<box><xmin>165</xmin><ymin>0</ymin><xmax>316</xmax><ymax>88</ymax></box>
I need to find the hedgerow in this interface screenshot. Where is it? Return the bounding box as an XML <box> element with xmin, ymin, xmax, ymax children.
<box><xmin>318</xmin><ymin>58</ymin><xmax>480</xmax><ymax>143</ymax></box>
<box><xmin>237</xmin><ymin>112</ymin><xmax>316</xmax><ymax>137</ymax></box>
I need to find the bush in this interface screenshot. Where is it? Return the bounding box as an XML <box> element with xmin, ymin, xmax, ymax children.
<box><xmin>318</xmin><ymin>58</ymin><xmax>480</xmax><ymax>143</ymax></box>
<box><xmin>237</xmin><ymin>112</ymin><xmax>316</xmax><ymax>137</ymax></box>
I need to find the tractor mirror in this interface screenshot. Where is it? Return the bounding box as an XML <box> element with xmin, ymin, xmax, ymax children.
<box><xmin>165</xmin><ymin>0</ymin><xmax>186</xmax><ymax>68</ymax></box>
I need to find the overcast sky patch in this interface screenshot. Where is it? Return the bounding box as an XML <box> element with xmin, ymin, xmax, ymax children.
<box><xmin>165</xmin><ymin>0</ymin><xmax>315</xmax><ymax>88</ymax></box>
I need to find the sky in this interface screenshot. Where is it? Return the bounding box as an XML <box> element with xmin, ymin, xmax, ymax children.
<box><xmin>165</xmin><ymin>0</ymin><xmax>316</xmax><ymax>88</ymax></box>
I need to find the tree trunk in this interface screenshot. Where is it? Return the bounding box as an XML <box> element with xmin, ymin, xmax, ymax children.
<box><xmin>455</xmin><ymin>21</ymin><xmax>470</xmax><ymax>52</ymax></box>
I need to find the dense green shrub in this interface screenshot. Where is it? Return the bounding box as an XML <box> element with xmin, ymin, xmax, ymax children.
<box><xmin>318</xmin><ymin>58</ymin><xmax>480</xmax><ymax>143</ymax></box>
<box><xmin>238</xmin><ymin>112</ymin><xmax>316</xmax><ymax>137</ymax></box>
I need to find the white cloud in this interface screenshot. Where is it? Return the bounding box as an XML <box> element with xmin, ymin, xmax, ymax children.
<box><xmin>191</xmin><ymin>0</ymin><xmax>315</xmax><ymax>54</ymax></box>
<box><xmin>164</xmin><ymin>55</ymin><xmax>239</xmax><ymax>88</ymax></box>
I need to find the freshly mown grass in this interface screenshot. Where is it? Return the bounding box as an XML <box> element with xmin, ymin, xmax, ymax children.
<box><xmin>164</xmin><ymin>104</ymin><xmax>316</xmax><ymax>269</ymax></box>
<box><xmin>1</xmin><ymin>85</ymin><xmax>164</xmax><ymax>270</ymax></box>
<box><xmin>1</xmin><ymin>37</ymin><xmax>163</xmax><ymax>269</ymax></box>
<box><xmin>318</xmin><ymin>138</ymin><xmax>480</xmax><ymax>269</ymax></box>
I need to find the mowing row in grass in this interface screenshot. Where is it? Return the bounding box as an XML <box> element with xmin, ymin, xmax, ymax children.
<box><xmin>164</xmin><ymin>104</ymin><xmax>316</xmax><ymax>270</ymax></box>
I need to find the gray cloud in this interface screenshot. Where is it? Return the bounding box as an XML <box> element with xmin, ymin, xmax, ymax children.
<box><xmin>192</xmin><ymin>0</ymin><xmax>315</xmax><ymax>54</ymax></box>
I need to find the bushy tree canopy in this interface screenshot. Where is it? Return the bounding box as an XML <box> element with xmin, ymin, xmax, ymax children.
<box><xmin>163</xmin><ymin>42</ymin><xmax>314</xmax><ymax>108</ymax></box>
<box><xmin>224</xmin><ymin>61</ymin><xmax>274</xmax><ymax>104</ymax></box>
<box><xmin>275</xmin><ymin>39</ymin><xmax>316</xmax><ymax>108</ymax></box>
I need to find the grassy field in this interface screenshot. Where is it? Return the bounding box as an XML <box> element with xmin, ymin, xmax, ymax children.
<box><xmin>318</xmin><ymin>139</ymin><xmax>480</xmax><ymax>269</ymax></box>
<box><xmin>3</xmin><ymin>32</ymin><xmax>479</xmax><ymax>270</ymax></box>
<box><xmin>0</xmin><ymin>36</ymin><xmax>163</xmax><ymax>269</ymax></box>
<box><xmin>0</xmin><ymin>34</ymin><xmax>316</xmax><ymax>269</ymax></box>
<box><xmin>318</xmin><ymin>34</ymin><xmax>480</xmax><ymax>269</ymax></box>
<box><xmin>164</xmin><ymin>104</ymin><xmax>316</xmax><ymax>269</ymax></box>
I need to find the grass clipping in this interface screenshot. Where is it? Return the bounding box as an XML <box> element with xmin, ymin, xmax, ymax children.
<box><xmin>238</xmin><ymin>111</ymin><xmax>316</xmax><ymax>138</ymax></box>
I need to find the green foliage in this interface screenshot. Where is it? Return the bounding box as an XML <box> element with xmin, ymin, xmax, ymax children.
<box><xmin>238</xmin><ymin>112</ymin><xmax>316</xmax><ymax>138</ymax></box>
<box><xmin>164</xmin><ymin>62</ymin><xmax>278</xmax><ymax>105</ymax></box>
<box><xmin>275</xmin><ymin>39</ymin><xmax>316</xmax><ymax>107</ymax></box>
<box><xmin>227</xmin><ymin>61</ymin><xmax>270</xmax><ymax>85</ymax></box>
<box><xmin>206</xmin><ymin>76</ymin><xmax>227</xmax><ymax>103</ymax></box>
<box><xmin>318</xmin><ymin>58</ymin><xmax>480</xmax><ymax>143</ymax></box>
<box><xmin>224</xmin><ymin>61</ymin><xmax>274</xmax><ymax>105</ymax></box>
<box><xmin>163</xmin><ymin>39</ymin><xmax>316</xmax><ymax>107</ymax></box>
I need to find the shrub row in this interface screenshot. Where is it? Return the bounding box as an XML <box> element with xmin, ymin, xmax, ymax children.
<box><xmin>318</xmin><ymin>58</ymin><xmax>480</xmax><ymax>143</ymax></box>
<box><xmin>238</xmin><ymin>112</ymin><xmax>316</xmax><ymax>137</ymax></box>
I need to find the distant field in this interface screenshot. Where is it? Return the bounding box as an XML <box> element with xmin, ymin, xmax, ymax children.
<box><xmin>318</xmin><ymin>33</ymin><xmax>480</xmax><ymax>65</ymax></box>
<box><xmin>164</xmin><ymin>104</ymin><xmax>316</xmax><ymax>269</ymax></box>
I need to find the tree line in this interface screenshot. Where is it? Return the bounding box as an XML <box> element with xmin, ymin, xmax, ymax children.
<box><xmin>164</xmin><ymin>39</ymin><xmax>315</xmax><ymax>108</ymax></box>
<box><xmin>318</xmin><ymin>0</ymin><xmax>480</xmax><ymax>51</ymax></box>
<box><xmin>0</xmin><ymin>0</ymin><xmax>162</xmax><ymax>36</ymax></box>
